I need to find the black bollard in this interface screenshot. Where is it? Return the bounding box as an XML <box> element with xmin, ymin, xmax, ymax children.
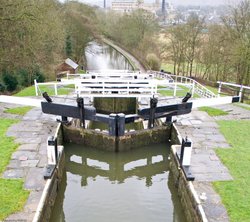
<box><xmin>148</xmin><ymin>97</ymin><xmax>158</xmax><ymax>129</ymax></box>
<box><xmin>77</xmin><ymin>97</ymin><xmax>85</xmax><ymax>128</ymax></box>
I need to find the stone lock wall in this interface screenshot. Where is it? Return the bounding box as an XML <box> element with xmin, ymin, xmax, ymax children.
<box><xmin>63</xmin><ymin>124</ymin><xmax>171</xmax><ymax>151</ymax></box>
<box><xmin>35</xmin><ymin>124</ymin><xmax>65</xmax><ymax>222</ymax></box>
<box><xmin>169</xmin><ymin>125</ymin><xmax>207</xmax><ymax>222</ymax></box>
<box><xmin>38</xmin><ymin>149</ymin><xmax>65</xmax><ymax>222</ymax></box>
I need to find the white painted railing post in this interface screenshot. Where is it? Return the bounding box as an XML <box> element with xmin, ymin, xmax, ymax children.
<box><xmin>218</xmin><ymin>81</ymin><xmax>222</xmax><ymax>97</ymax></box>
<box><xmin>174</xmin><ymin>83</ymin><xmax>177</xmax><ymax>97</ymax></box>
<box><xmin>34</xmin><ymin>79</ymin><xmax>38</xmax><ymax>96</ymax></box>
<box><xmin>192</xmin><ymin>81</ymin><xmax>195</xmax><ymax>97</ymax></box>
<box><xmin>239</xmin><ymin>85</ymin><xmax>243</xmax><ymax>100</ymax></box>
<box><xmin>54</xmin><ymin>83</ymin><xmax>58</xmax><ymax>96</ymax></box>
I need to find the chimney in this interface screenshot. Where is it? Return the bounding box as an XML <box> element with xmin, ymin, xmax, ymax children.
<box><xmin>162</xmin><ymin>0</ymin><xmax>166</xmax><ymax>13</ymax></box>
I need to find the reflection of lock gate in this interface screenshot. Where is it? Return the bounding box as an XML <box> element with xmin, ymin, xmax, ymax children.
<box><xmin>65</xmin><ymin>146</ymin><xmax>169</xmax><ymax>186</ymax></box>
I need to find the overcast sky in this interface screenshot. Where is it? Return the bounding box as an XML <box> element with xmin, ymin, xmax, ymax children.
<box><xmin>61</xmin><ymin>0</ymin><xmax>241</xmax><ymax>7</ymax></box>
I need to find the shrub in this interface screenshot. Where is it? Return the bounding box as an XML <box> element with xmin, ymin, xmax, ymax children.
<box><xmin>0</xmin><ymin>83</ymin><xmax>5</xmax><ymax>92</ymax></box>
<box><xmin>32</xmin><ymin>67</ymin><xmax>45</xmax><ymax>83</ymax></box>
<box><xmin>16</xmin><ymin>69</ymin><xmax>29</xmax><ymax>87</ymax></box>
<box><xmin>2</xmin><ymin>71</ymin><xmax>18</xmax><ymax>92</ymax></box>
<box><xmin>146</xmin><ymin>53</ymin><xmax>161</xmax><ymax>71</ymax></box>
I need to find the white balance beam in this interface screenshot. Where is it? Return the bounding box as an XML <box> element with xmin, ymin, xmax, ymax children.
<box><xmin>0</xmin><ymin>95</ymin><xmax>42</xmax><ymax>107</ymax></box>
<box><xmin>191</xmin><ymin>96</ymin><xmax>239</xmax><ymax>108</ymax></box>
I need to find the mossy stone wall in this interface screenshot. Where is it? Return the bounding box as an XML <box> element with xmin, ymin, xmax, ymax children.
<box><xmin>94</xmin><ymin>97</ymin><xmax>137</xmax><ymax>114</ymax></box>
<box><xmin>63</xmin><ymin>125</ymin><xmax>171</xmax><ymax>152</ymax></box>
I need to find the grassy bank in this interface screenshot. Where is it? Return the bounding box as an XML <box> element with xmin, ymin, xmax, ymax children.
<box><xmin>213</xmin><ymin>120</ymin><xmax>250</xmax><ymax>221</ymax></box>
<box><xmin>198</xmin><ymin>107</ymin><xmax>228</xmax><ymax>116</ymax></box>
<box><xmin>158</xmin><ymin>85</ymin><xmax>200</xmax><ymax>98</ymax></box>
<box><xmin>0</xmin><ymin>119</ymin><xmax>29</xmax><ymax>220</ymax></box>
<box><xmin>15</xmin><ymin>85</ymin><xmax>72</xmax><ymax>97</ymax></box>
<box><xmin>4</xmin><ymin>106</ymin><xmax>33</xmax><ymax>116</ymax></box>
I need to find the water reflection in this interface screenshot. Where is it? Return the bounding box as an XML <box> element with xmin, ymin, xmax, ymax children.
<box><xmin>66</xmin><ymin>144</ymin><xmax>168</xmax><ymax>187</ymax></box>
<box><xmin>50</xmin><ymin>144</ymin><xmax>187</xmax><ymax>222</ymax></box>
<box><xmin>85</xmin><ymin>41</ymin><xmax>133</xmax><ymax>70</ymax></box>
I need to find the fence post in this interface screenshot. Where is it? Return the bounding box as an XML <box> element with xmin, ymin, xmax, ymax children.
<box><xmin>239</xmin><ymin>85</ymin><xmax>243</xmax><ymax>101</ymax></box>
<box><xmin>192</xmin><ymin>81</ymin><xmax>195</xmax><ymax>97</ymax></box>
<box><xmin>174</xmin><ymin>83</ymin><xmax>177</xmax><ymax>97</ymax></box>
<box><xmin>34</xmin><ymin>79</ymin><xmax>38</xmax><ymax>96</ymax></box>
<box><xmin>218</xmin><ymin>81</ymin><xmax>222</xmax><ymax>97</ymax></box>
<box><xmin>54</xmin><ymin>83</ymin><xmax>58</xmax><ymax>96</ymax></box>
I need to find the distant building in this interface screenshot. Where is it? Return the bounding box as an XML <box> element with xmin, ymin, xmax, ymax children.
<box><xmin>111</xmin><ymin>0</ymin><xmax>141</xmax><ymax>13</ymax></box>
<box><xmin>55</xmin><ymin>58</ymin><xmax>79</xmax><ymax>79</ymax></box>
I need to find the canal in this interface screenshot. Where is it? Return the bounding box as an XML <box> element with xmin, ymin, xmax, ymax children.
<box><xmin>85</xmin><ymin>41</ymin><xmax>133</xmax><ymax>71</ymax></box>
<box><xmin>50</xmin><ymin>144</ymin><xmax>186</xmax><ymax>222</ymax></box>
<box><xmin>50</xmin><ymin>41</ymin><xmax>186</xmax><ymax>221</ymax></box>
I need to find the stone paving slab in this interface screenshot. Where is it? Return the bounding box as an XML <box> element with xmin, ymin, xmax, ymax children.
<box><xmin>174</xmin><ymin>103</ymin><xmax>250</xmax><ymax>222</ymax></box>
<box><xmin>194</xmin><ymin>181</ymin><xmax>230</xmax><ymax>222</ymax></box>
<box><xmin>18</xmin><ymin>144</ymin><xmax>39</xmax><ymax>152</ymax></box>
<box><xmin>24</xmin><ymin>167</ymin><xmax>46</xmax><ymax>190</ymax></box>
<box><xmin>3</xmin><ymin>169</ymin><xmax>27</xmax><ymax>179</ymax></box>
<box><xmin>0</xmin><ymin>100</ymin><xmax>60</xmax><ymax>222</ymax></box>
<box><xmin>213</xmin><ymin>104</ymin><xmax>250</xmax><ymax>121</ymax></box>
<box><xmin>175</xmin><ymin>111</ymin><xmax>232</xmax><ymax>183</ymax></box>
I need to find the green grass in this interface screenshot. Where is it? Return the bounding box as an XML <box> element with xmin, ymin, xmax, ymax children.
<box><xmin>205</xmin><ymin>85</ymin><xmax>219</xmax><ymax>95</ymax></box>
<box><xmin>160</xmin><ymin>63</ymin><xmax>175</xmax><ymax>73</ymax></box>
<box><xmin>4</xmin><ymin>106</ymin><xmax>33</xmax><ymax>116</ymax></box>
<box><xmin>0</xmin><ymin>119</ymin><xmax>19</xmax><ymax>172</ymax></box>
<box><xmin>198</xmin><ymin>106</ymin><xmax>228</xmax><ymax>116</ymax></box>
<box><xmin>0</xmin><ymin>179</ymin><xmax>29</xmax><ymax>220</ymax></box>
<box><xmin>158</xmin><ymin>85</ymin><xmax>200</xmax><ymax>98</ymax></box>
<box><xmin>15</xmin><ymin>85</ymin><xmax>72</xmax><ymax>97</ymax></box>
<box><xmin>213</xmin><ymin>120</ymin><xmax>250</xmax><ymax>221</ymax></box>
<box><xmin>0</xmin><ymin>118</ymin><xmax>29</xmax><ymax>220</ymax></box>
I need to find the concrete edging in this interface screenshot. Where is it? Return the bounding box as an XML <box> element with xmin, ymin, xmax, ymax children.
<box><xmin>170</xmin><ymin>124</ymin><xmax>208</xmax><ymax>222</ymax></box>
<box><xmin>32</xmin><ymin>123</ymin><xmax>65</xmax><ymax>222</ymax></box>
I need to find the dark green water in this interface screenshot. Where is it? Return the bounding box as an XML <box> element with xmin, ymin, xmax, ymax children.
<box><xmin>50</xmin><ymin>143</ymin><xmax>186</xmax><ymax>222</ymax></box>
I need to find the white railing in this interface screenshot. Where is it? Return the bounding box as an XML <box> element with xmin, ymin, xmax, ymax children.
<box><xmin>63</xmin><ymin>71</ymin><xmax>152</xmax><ymax>81</ymax></box>
<box><xmin>217</xmin><ymin>81</ymin><xmax>250</xmax><ymax>99</ymax></box>
<box><xmin>75</xmin><ymin>78</ymin><xmax>157</xmax><ymax>98</ymax></box>
<box><xmin>149</xmin><ymin>71</ymin><xmax>216</xmax><ymax>98</ymax></box>
<box><xmin>34</xmin><ymin>79</ymin><xmax>75</xmax><ymax>96</ymax></box>
<box><xmin>34</xmin><ymin>78</ymin><xmax>157</xmax><ymax>98</ymax></box>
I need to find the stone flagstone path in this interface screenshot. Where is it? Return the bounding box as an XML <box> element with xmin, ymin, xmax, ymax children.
<box><xmin>175</xmin><ymin>103</ymin><xmax>250</xmax><ymax>222</ymax></box>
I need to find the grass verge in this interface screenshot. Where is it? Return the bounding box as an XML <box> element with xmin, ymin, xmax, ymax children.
<box><xmin>213</xmin><ymin>120</ymin><xmax>250</xmax><ymax>221</ymax></box>
<box><xmin>15</xmin><ymin>85</ymin><xmax>72</xmax><ymax>97</ymax></box>
<box><xmin>198</xmin><ymin>107</ymin><xmax>228</xmax><ymax>116</ymax></box>
<box><xmin>205</xmin><ymin>85</ymin><xmax>219</xmax><ymax>96</ymax></box>
<box><xmin>4</xmin><ymin>106</ymin><xmax>33</xmax><ymax>116</ymax></box>
<box><xmin>0</xmin><ymin>118</ymin><xmax>29</xmax><ymax>220</ymax></box>
<box><xmin>158</xmin><ymin>85</ymin><xmax>200</xmax><ymax>98</ymax></box>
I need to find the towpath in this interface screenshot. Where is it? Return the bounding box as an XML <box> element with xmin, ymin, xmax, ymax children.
<box><xmin>0</xmin><ymin>96</ymin><xmax>76</xmax><ymax>221</ymax></box>
<box><xmin>175</xmin><ymin>103</ymin><xmax>250</xmax><ymax>222</ymax></box>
